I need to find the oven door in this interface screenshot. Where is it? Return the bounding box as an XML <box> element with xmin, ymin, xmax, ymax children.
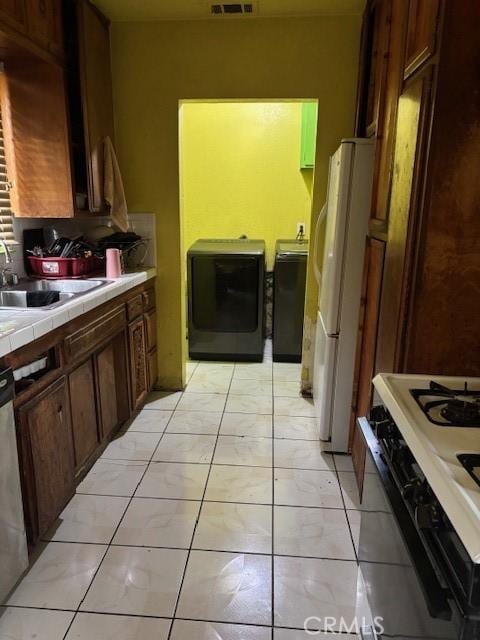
<box><xmin>356</xmin><ymin>417</ymin><xmax>462</xmax><ymax>640</ymax></box>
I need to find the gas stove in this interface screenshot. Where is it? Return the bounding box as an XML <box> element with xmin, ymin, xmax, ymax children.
<box><xmin>411</xmin><ymin>380</ymin><xmax>480</xmax><ymax>427</ymax></box>
<box><xmin>355</xmin><ymin>374</ymin><xmax>480</xmax><ymax>639</ymax></box>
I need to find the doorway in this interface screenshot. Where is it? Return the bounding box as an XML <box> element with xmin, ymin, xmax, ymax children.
<box><xmin>179</xmin><ymin>99</ymin><xmax>317</xmax><ymax>373</ymax></box>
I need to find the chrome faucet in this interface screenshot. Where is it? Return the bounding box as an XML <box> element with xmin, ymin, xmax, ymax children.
<box><xmin>0</xmin><ymin>241</ymin><xmax>17</xmax><ymax>287</ymax></box>
<box><xmin>0</xmin><ymin>240</ymin><xmax>12</xmax><ymax>264</ymax></box>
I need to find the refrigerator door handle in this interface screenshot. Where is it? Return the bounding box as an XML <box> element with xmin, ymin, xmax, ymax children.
<box><xmin>313</xmin><ymin>203</ymin><xmax>328</xmax><ymax>285</ymax></box>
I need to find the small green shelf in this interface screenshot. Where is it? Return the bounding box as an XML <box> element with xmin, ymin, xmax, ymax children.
<box><xmin>300</xmin><ymin>102</ymin><xmax>318</xmax><ymax>169</ymax></box>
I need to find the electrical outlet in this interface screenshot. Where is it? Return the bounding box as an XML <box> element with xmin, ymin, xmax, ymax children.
<box><xmin>297</xmin><ymin>222</ymin><xmax>306</xmax><ymax>237</ymax></box>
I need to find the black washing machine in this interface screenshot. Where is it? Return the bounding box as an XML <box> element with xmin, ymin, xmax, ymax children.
<box><xmin>187</xmin><ymin>239</ymin><xmax>265</xmax><ymax>361</ymax></box>
<box><xmin>273</xmin><ymin>239</ymin><xmax>308</xmax><ymax>362</ymax></box>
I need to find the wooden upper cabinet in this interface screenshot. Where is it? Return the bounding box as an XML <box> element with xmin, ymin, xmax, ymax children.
<box><xmin>25</xmin><ymin>0</ymin><xmax>63</xmax><ymax>57</ymax></box>
<box><xmin>357</xmin><ymin>0</ymin><xmax>392</xmax><ymax>138</ymax></box>
<box><xmin>356</xmin><ymin>0</ymin><xmax>410</xmax><ymax>226</ymax></box>
<box><xmin>0</xmin><ymin>0</ymin><xmax>27</xmax><ymax>33</ymax></box>
<box><xmin>65</xmin><ymin>0</ymin><xmax>114</xmax><ymax>212</ymax></box>
<box><xmin>370</xmin><ymin>0</ymin><xmax>408</xmax><ymax>226</ymax></box>
<box><xmin>1</xmin><ymin>56</ymin><xmax>74</xmax><ymax>217</ymax></box>
<box><xmin>404</xmin><ymin>0</ymin><xmax>440</xmax><ymax>79</ymax></box>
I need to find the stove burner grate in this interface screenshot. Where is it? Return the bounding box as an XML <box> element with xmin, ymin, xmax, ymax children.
<box><xmin>441</xmin><ymin>399</ymin><xmax>480</xmax><ymax>427</ymax></box>
<box><xmin>411</xmin><ymin>381</ymin><xmax>480</xmax><ymax>427</ymax></box>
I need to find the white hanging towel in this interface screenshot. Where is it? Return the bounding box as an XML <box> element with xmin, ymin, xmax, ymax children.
<box><xmin>104</xmin><ymin>136</ymin><xmax>129</xmax><ymax>232</ymax></box>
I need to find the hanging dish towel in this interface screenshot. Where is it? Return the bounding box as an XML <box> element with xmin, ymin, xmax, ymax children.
<box><xmin>104</xmin><ymin>136</ymin><xmax>129</xmax><ymax>232</ymax></box>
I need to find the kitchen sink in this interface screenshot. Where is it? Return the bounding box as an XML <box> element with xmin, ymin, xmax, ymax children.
<box><xmin>0</xmin><ymin>279</ymin><xmax>110</xmax><ymax>310</ymax></box>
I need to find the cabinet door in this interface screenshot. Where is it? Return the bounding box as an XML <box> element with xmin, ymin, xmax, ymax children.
<box><xmin>16</xmin><ymin>377</ymin><xmax>75</xmax><ymax>542</ymax></box>
<box><xmin>128</xmin><ymin>317</ymin><xmax>148</xmax><ymax>411</ymax></box>
<box><xmin>1</xmin><ymin>57</ymin><xmax>74</xmax><ymax>217</ymax></box>
<box><xmin>360</xmin><ymin>0</ymin><xmax>392</xmax><ymax>137</ymax></box>
<box><xmin>370</xmin><ymin>0</ymin><xmax>408</xmax><ymax>225</ymax></box>
<box><xmin>25</xmin><ymin>0</ymin><xmax>63</xmax><ymax>56</ymax></box>
<box><xmin>69</xmin><ymin>358</ymin><xmax>99</xmax><ymax>470</ymax></box>
<box><xmin>375</xmin><ymin>72</ymin><xmax>432</xmax><ymax>373</ymax></box>
<box><xmin>404</xmin><ymin>0</ymin><xmax>440</xmax><ymax>78</ymax></box>
<box><xmin>351</xmin><ymin>239</ymin><xmax>386</xmax><ymax>487</ymax></box>
<box><xmin>144</xmin><ymin>309</ymin><xmax>157</xmax><ymax>352</ymax></box>
<box><xmin>0</xmin><ymin>0</ymin><xmax>26</xmax><ymax>33</ymax></box>
<box><xmin>147</xmin><ymin>348</ymin><xmax>158</xmax><ymax>391</ymax></box>
<box><xmin>95</xmin><ymin>341</ymin><xmax>118</xmax><ymax>440</ymax></box>
<box><xmin>77</xmin><ymin>0</ymin><xmax>114</xmax><ymax>211</ymax></box>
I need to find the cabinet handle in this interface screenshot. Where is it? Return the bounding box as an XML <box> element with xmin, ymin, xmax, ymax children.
<box><xmin>57</xmin><ymin>405</ymin><xmax>63</xmax><ymax>416</ymax></box>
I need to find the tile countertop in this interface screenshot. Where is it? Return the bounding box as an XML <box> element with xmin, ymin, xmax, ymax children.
<box><xmin>0</xmin><ymin>268</ymin><xmax>156</xmax><ymax>357</ymax></box>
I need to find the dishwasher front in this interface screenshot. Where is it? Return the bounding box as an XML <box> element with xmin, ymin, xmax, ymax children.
<box><xmin>0</xmin><ymin>368</ymin><xmax>28</xmax><ymax>601</ymax></box>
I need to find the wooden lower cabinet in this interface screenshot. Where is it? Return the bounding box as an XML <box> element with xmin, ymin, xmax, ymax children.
<box><xmin>10</xmin><ymin>279</ymin><xmax>157</xmax><ymax>548</ymax></box>
<box><xmin>69</xmin><ymin>358</ymin><xmax>99</xmax><ymax>470</ymax></box>
<box><xmin>128</xmin><ymin>316</ymin><xmax>148</xmax><ymax>410</ymax></box>
<box><xmin>16</xmin><ymin>377</ymin><xmax>75</xmax><ymax>543</ymax></box>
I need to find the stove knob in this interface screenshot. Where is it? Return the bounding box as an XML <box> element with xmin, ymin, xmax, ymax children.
<box><xmin>415</xmin><ymin>503</ymin><xmax>443</xmax><ymax>530</ymax></box>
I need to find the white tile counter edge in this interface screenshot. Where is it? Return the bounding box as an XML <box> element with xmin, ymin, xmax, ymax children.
<box><xmin>0</xmin><ymin>268</ymin><xmax>156</xmax><ymax>358</ymax></box>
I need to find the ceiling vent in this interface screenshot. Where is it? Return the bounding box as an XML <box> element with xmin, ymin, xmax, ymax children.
<box><xmin>210</xmin><ymin>3</ymin><xmax>257</xmax><ymax>16</ymax></box>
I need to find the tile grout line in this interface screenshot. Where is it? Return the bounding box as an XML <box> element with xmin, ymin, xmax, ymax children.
<box><xmin>333</xmin><ymin>457</ymin><xmax>360</xmax><ymax>565</ymax></box>
<box><xmin>60</xmin><ymin>402</ymin><xmax>180</xmax><ymax>640</ymax></box>
<box><xmin>75</xmin><ymin>490</ymin><xmax>358</xmax><ymax>512</ymax></box>
<box><xmin>165</xmin><ymin>363</ymin><xmax>234</xmax><ymax>640</ymax></box>
<box><xmin>3</xmin><ymin>601</ymin><xmax>361</xmax><ymax>636</ymax></box>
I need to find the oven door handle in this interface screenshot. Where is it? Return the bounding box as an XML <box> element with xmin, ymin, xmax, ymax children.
<box><xmin>358</xmin><ymin>417</ymin><xmax>453</xmax><ymax>621</ymax></box>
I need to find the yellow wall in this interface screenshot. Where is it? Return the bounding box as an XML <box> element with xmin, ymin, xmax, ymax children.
<box><xmin>109</xmin><ymin>16</ymin><xmax>361</xmax><ymax>389</ymax></box>
<box><xmin>180</xmin><ymin>101</ymin><xmax>313</xmax><ymax>270</ymax></box>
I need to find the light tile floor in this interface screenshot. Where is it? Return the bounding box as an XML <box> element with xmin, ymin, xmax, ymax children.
<box><xmin>1</xmin><ymin>357</ymin><xmax>363</xmax><ymax>639</ymax></box>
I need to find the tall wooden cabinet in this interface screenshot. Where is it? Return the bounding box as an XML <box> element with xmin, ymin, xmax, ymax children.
<box><xmin>351</xmin><ymin>0</ymin><xmax>480</xmax><ymax>485</ymax></box>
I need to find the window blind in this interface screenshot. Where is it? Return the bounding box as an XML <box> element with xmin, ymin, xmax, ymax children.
<box><xmin>0</xmin><ymin>107</ymin><xmax>13</xmax><ymax>243</ymax></box>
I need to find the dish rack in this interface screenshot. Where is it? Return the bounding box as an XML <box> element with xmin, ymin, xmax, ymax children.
<box><xmin>28</xmin><ymin>255</ymin><xmax>104</xmax><ymax>278</ymax></box>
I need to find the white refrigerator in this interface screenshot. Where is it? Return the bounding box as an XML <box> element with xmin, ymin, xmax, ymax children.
<box><xmin>313</xmin><ymin>139</ymin><xmax>374</xmax><ymax>452</ymax></box>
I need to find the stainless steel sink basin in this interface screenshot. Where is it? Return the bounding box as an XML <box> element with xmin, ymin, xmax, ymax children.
<box><xmin>0</xmin><ymin>279</ymin><xmax>109</xmax><ymax>310</ymax></box>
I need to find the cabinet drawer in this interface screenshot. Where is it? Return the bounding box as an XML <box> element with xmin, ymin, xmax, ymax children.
<box><xmin>142</xmin><ymin>286</ymin><xmax>156</xmax><ymax>312</ymax></box>
<box><xmin>144</xmin><ymin>309</ymin><xmax>157</xmax><ymax>351</ymax></box>
<box><xmin>126</xmin><ymin>294</ymin><xmax>143</xmax><ymax>321</ymax></box>
<box><xmin>64</xmin><ymin>305</ymin><xmax>126</xmax><ymax>363</ymax></box>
